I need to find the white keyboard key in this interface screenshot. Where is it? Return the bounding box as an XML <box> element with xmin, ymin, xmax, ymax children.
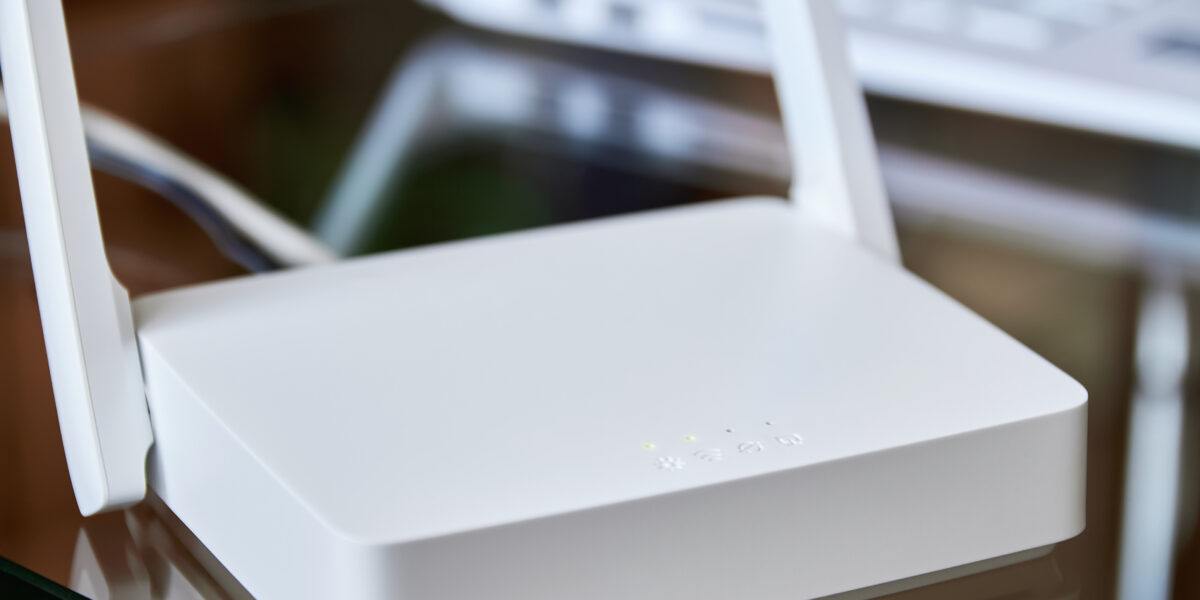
<box><xmin>1018</xmin><ymin>0</ymin><xmax>1115</xmax><ymax>27</ymax></box>
<box><xmin>641</xmin><ymin>1</ymin><xmax>701</xmax><ymax>41</ymax></box>
<box><xmin>1152</xmin><ymin>29</ymin><xmax>1200</xmax><ymax>65</ymax></box>
<box><xmin>837</xmin><ymin>0</ymin><xmax>887</xmax><ymax>19</ymax></box>
<box><xmin>560</xmin><ymin>0</ymin><xmax>608</xmax><ymax>34</ymax></box>
<box><xmin>965</xmin><ymin>6</ymin><xmax>1055</xmax><ymax>50</ymax></box>
<box><xmin>891</xmin><ymin>0</ymin><xmax>955</xmax><ymax>33</ymax></box>
<box><xmin>1105</xmin><ymin>0</ymin><xmax>1159</xmax><ymax>7</ymax></box>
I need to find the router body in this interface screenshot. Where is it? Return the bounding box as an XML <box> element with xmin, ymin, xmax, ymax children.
<box><xmin>135</xmin><ymin>200</ymin><xmax>1085</xmax><ymax>599</ymax></box>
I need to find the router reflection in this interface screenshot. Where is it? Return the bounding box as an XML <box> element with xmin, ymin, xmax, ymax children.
<box><xmin>876</xmin><ymin>554</ymin><xmax>1075</xmax><ymax>600</ymax></box>
<box><xmin>71</xmin><ymin>497</ymin><xmax>252</xmax><ymax>600</ymax></box>
<box><xmin>67</xmin><ymin>497</ymin><xmax>1075</xmax><ymax>600</ymax></box>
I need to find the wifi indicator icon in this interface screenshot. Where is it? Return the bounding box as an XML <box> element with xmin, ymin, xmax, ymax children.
<box><xmin>694</xmin><ymin>449</ymin><xmax>724</xmax><ymax>462</ymax></box>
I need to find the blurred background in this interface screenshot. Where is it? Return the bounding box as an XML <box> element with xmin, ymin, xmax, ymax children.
<box><xmin>1</xmin><ymin>0</ymin><xmax>1199</xmax><ymax>598</ymax></box>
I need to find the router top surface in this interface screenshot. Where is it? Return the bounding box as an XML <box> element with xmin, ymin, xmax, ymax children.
<box><xmin>133</xmin><ymin>199</ymin><xmax>1084</xmax><ymax>546</ymax></box>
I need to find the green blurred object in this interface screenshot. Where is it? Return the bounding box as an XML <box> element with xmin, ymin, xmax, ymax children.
<box><xmin>0</xmin><ymin>555</ymin><xmax>87</xmax><ymax>600</ymax></box>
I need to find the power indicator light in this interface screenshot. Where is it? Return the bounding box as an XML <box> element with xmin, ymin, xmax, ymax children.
<box><xmin>643</xmin><ymin>443</ymin><xmax>657</xmax><ymax>450</ymax></box>
<box><xmin>684</xmin><ymin>435</ymin><xmax>698</xmax><ymax>442</ymax></box>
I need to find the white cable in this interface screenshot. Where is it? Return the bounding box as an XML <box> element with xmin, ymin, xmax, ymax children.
<box><xmin>0</xmin><ymin>85</ymin><xmax>338</xmax><ymax>268</ymax></box>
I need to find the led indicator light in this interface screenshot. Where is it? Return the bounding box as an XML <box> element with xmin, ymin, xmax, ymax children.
<box><xmin>643</xmin><ymin>443</ymin><xmax>656</xmax><ymax>450</ymax></box>
<box><xmin>684</xmin><ymin>435</ymin><xmax>698</xmax><ymax>442</ymax></box>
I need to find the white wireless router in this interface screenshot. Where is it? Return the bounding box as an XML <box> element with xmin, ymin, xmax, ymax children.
<box><xmin>0</xmin><ymin>1</ymin><xmax>1086</xmax><ymax>598</ymax></box>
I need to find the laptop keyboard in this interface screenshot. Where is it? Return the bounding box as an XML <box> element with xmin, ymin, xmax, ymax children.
<box><xmin>836</xmin><ymin>0</ymin><xmax>1164</xmax><ymax>51</ymax></box>
<box><xmin>433</xmin><ymin>0</ymin><xmax>1200</xmax><ymax>146</ymax></box>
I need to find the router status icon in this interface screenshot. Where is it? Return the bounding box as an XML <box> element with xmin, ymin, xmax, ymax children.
<box><xmin>656</xmin><ymin>456</ymin><xmax>686</xmax><ymax>471</ymax></box>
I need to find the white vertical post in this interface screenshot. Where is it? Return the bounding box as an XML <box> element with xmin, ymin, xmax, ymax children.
<box><xmin>1117</xmin><ymin>278</ymin><xmax>1189</xmax><ymax>600</ymax></box>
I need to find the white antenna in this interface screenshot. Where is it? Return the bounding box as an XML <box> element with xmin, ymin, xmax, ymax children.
<box><xmin>762</xmin><ymin>0</ymin><xmax>899</xmax><ymax>261</ymax></box>
<box><xmin>0</xmin><ymin>0</ymin><xmax>152</xmax><ymax>515</ymax></box>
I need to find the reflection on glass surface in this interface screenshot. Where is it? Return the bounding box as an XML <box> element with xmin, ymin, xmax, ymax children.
<box><xmin>310</xmin><ymin>33</ymin><xmax>788</xmax><ymax>256</ymax></box>
<box><xmin>67</xmin><ymin>497</ymin><xmax>1076</xmax><ymax>600</ymax></box>
<box><xmin>1117</xmin><ymin>278</ymin><xmax>1190</xmax><ymax>600</ymax></box>
<box><xmin>313</xmin><ymin>32</ymin><xmax>1200</xmax><ymax>277</ymax></box>
<box><xmin>852</xmin><ymin>552</ymin><xmax>1077</xmax><ymax>600</ymax></box>
<box><xmin>71</xmin><ymin>498</ymin><xmax>250</xmax><ymax>600</ymax></box>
